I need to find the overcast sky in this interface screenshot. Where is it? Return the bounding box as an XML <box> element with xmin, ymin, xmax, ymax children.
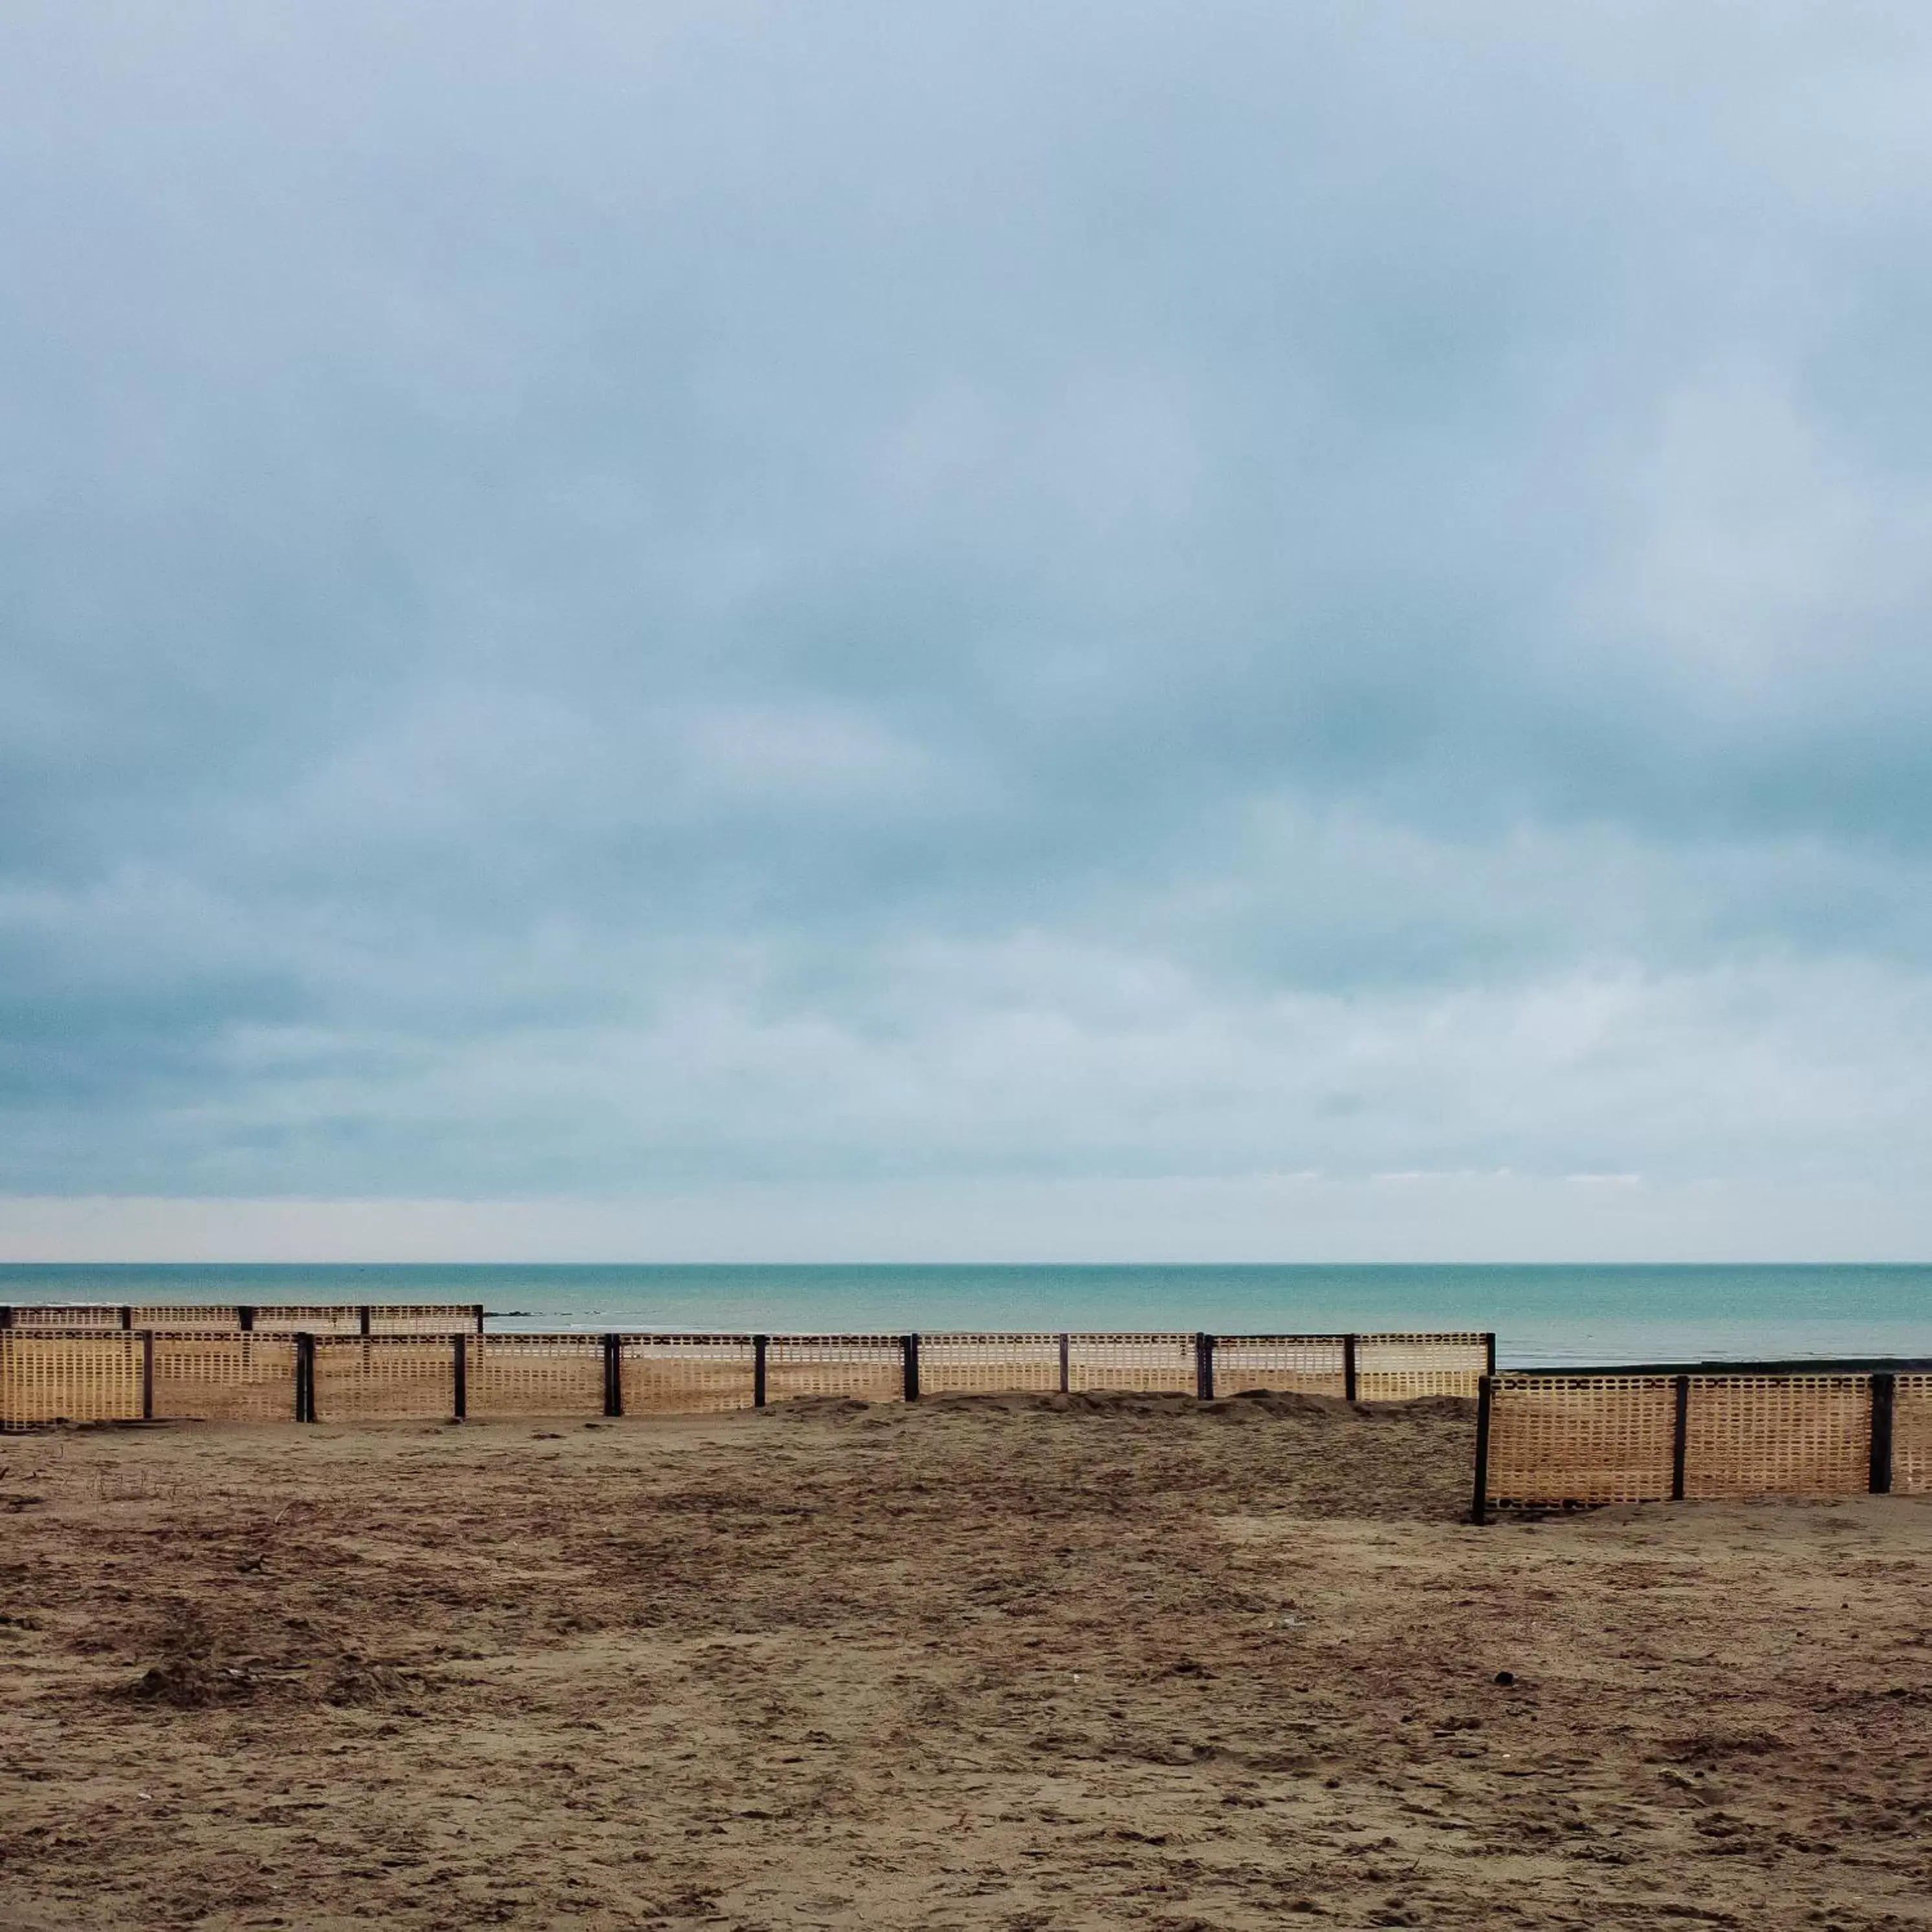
<box><xmin>5</xmin><ymin>3</ymin><xmax>1931</xmax><ymax>1260</ymax></box>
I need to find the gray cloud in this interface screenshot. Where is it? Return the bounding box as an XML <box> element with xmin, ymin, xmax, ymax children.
<box><xmin>4</xmin><ymin>3</ymin><xmax>1932</xmax><ymax>1243</ymax></box>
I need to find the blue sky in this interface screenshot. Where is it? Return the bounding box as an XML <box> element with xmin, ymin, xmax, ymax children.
<box><xmin>5</xmin><ymin>4</ymin><xmax>1932</xmax><ymax>1259</ymax></box>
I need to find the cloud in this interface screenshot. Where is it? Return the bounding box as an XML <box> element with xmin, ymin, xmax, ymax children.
<box><xmin>3</xmin><ymin>2</ymin><xmax>1931</xmax><ymax>1251</ymax></box>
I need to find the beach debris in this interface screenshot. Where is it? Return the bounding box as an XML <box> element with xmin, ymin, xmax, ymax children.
<box><xmin>1493</xmin><ymin>1670</ymin><xmax>1516</xmax><ymax>1685</ymax></box>
<box><xmin>126</xmin><ymin>1658</ymin><xmax>255</xmax><ymax>1707</ymax></box>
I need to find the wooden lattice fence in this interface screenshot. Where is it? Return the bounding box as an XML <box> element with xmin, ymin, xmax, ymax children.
<box><xmin>1473</xmin><ymin>1367</ymin><xmax>1932</xmax><ymax>1519</ymax></box>
<box><xmin>2</xmin><ymin>1325</ymin><xmax>1492</xmax><ymax>1428</ymax></box>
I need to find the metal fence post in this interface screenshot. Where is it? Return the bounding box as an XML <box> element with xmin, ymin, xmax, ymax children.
<box><xmin>1871</xmin><ymin>1373</ymin><xmax>1896</xmax><ymax>1495</ymax></box>
<box><xmin>1470</xmin><ymin>1374</ymin><xmax>1493</xmax><ymax>1524</ymax></box>
<box><xmin>1343</xmin><ymin>1334</ymin><xmax>1359</xmax><ymax>1403</ymax></box>
<box><xmin>1195</xmin><ymin>1332</ymin><xmax>1215</xmax><ymax>1401</ymax></box>
<box><xmin>358</xmin><ymin>1305</ymin><xmax>371</xmax><ymax>1337</ymax></box>
<box><xmin>1671</xmin><ymin>1374</ymin><xmax>1690</xmax><ymax>1500</ymax></box>
<box><xmin>452</xmin><ymin>1333</ymin><xmax>467</xmax><ymax>1421</ymax></box>
<box><xmin>294</xmin><ymin>1333</ymin><xmax>315</xmax><ymax>1423</ymax></box>
<box><xmin>752</xmin><ymin>1334</ymin><xmax>768</xmax><ymax>1409</ymax></box>
<box><xmin>1484</xmin><ymin>1332</ymin><xmax>1497</xmax><ymax>1376</ymax></box>
<box><xmin>902</xmin><ymin>1333</ymin><xmax>919</xmax><ymax>1403</ymax></box>
<box><xmin>238</xmin><ymin>1304</ymin><xmax>256</xmax><ymax>1333</ymax></box>
<box><xmin>141</xmin><ymin>1330</ymin><xmax>155</xmax><ymax>1421</ymax></box>
<box><xmin>1058</xmin><ymin>1332</ymin><xmax>1070</xmax><ymax>1394</ymax></box>
<box><xmin>120</xmin><ymin>1305</ymin><xmax>133</xmax><ymax>1332</ymax></box>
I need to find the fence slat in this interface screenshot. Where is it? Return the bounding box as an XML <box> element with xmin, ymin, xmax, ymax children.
<box><xmin>1870</xmin><ymin>1372</ymin><xmax>1894</xmax><ymax>1494</ymax></box>
<box><xmin>1672</xmin><ymin>1375</ymin><xmax>1689</xmax><ymax>1500</ymax></box>
<box><xmin>1470</xmin><ymin>1374</ymin><xmax>1493</xmax><ymax>1524</ymax></box>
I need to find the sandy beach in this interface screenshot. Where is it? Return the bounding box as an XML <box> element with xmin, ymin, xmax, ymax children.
<box><xmin>3</xmin><ymin>1392</ymin><xmax>1929</xmax><ymax>1929</ymax></box>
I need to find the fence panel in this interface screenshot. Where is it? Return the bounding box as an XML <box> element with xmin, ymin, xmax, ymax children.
<box><xmin>763</xmin><ymin>1335</ymin><xmax>904</xmax><ymax>1403</ymax></box>
<box><xmin>1485</xmin><ymin>1374</ymin><xmax>1677</xmax><ymax>1505</ymax></box>
<box><xmin>366</xmin><ymin>1303</ymin><xmax>483</xmax><ymax>1335</ymax></box>
<box><xmin>1682</xmin><ymin>1375</ymin><xmax>1872</xmax><ymax>1499</ymax></box>
<box><xmin>1066</xmin><ymin>1332</ymin><xmax>1196</xmax><ymax>1394</ymax></box>
<box><xmin>3</xmin><ymin>1304</ymin><xmax>125</xmax><ymax>1331</ymax></box>
<box><xmin>1894</xmin><ymin>1376</ymin><xmax>1932</xmax><ymax>1496</ymax></box>
<box><xmin>0</xmin><ymin>1331</ymin><xmax>144</xmax><ymax>1427</ymax></box>
<box><xmin>918</xmin><ymin>1333</ymin><xmax>1062</xmax><ymax>1396</ymax></box>
<box><xmin>1212</xmin><ymin>1335</ymin><xmax>1347</xmax><ymax>1398</ymax></box>
<box><xmin>132</xmin><ymin>1304</ymin><xmax>245</xmax><ymax>1331</ymax></box>
<box><xmin>151</xmin><ymin>1333</ymin><xmax>298</xmax><ymax>1423</ymax></box>
<box><xmin>619</xmin><ymin>1335</ymin><xmax>758</xmax><ymax>1414</ymax></box>
<box><xmin>466</xmin><ymin>1334</ymin><xmax>605</xmax><ymax>1417</ymax></box>
<box><xmin>311</xmin><ymin>1337</ymin><xmax>457</xmax><ymax>1422</ymax></box>
<box><xmin>252</xmin><ymin>1306</ymin><xmax>368</xmax><ymax>1336</ymax></box>
<box><xmin>1356</xmin><ymin>1332</ymin><xmax>1489</xmax><ymax>1400</ymax></box>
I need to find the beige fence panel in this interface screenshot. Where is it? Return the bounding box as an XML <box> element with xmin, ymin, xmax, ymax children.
<box><xmin>467</xmin><ymin>1334</ymin><xmax>605</xmax><ymax>1417</ymax></box>
<box><xmin>1894</xmin><ymin>1376</ymin><xmax>1932</xmax><ymax>1496</ymax></box>
<box><xmin>151</xmin><ymin>1334</ymin><xmax>298</xmax><ymax>1423</ymax></box>
<box><xmin>133</xmin><ymin>1305</ymin><xmax>244</xmax><ymax>1331</ymax></box>
<box><xmin>366</xmin><ymin>1304</ymin><xmax>482</xmax><ymax>1335</ymax></box>
<box><xmin>1213</xmin><ymin>1336</ymin><xmax>1346</xmax><ymax>1397</ymax></box>
<box><xmin>919</xmin><ymin>1333</ymin><xmax>1062</xmax><ymax>1395</ymax></box>
<box><xmin>3</xmin><ymin>1304</ymin><xmax>126</xmax><ymax>1331</ymax></box>
<box><xmin>0</xmin><ymin>1331</ymin><xmax>144</xmax><ymax>1428</ymax></box>
<box><xmin>1357</xmin><ymin>1332</ymin><xmax>1489</xmax><ymax>1400</ymax></box>
<box><xmin>1066</xmin><ymin>1332</ymin><xmax>1195</xmax><ymax>1394</ymax></box>
<box><xmin>1682</xmin><ymin>1375</ymin><xmax>1872</xmax><ymax>1499</ymax></box>
<box><xmin>620</xmin><ymin>1335</ymin><xmax>757</xmax><ymax>1414</ymax></box>
<box><xmin>251</xmin><ymin>1306</ymin><xmax>369</xmax><ymax>1336</ymax></box>
<box><xmin>1486</xmin><ymin>1374</ymin><xmax>1677</xmax><ymax>1505</ymax></box>
<box><xmin>764</xmin><ymin>1335</ymin><xmax>904</xmax><ymax>1403</ymax></box>
<box><xmin>311</xmin><ymin>1337</ymin><xmax>457</xmax><ymax>1422</ymax></box>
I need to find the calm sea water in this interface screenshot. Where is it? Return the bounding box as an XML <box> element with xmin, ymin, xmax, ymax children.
<box><xmin>1</xmin><ymin>1264</ymin><xmax>1927</xmax><ymax>1367</ymax></box>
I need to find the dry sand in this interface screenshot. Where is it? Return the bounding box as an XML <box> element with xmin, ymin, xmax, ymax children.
<box><xmin>1</xmin><ymin>1390</ymin><xmax>1929</xmax><ymax>1930</ymax></box>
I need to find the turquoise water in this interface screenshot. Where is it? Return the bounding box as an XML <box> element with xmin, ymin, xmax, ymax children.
<box><xmin>1</xmin><ymin>1264</ymin><xmax>1927</xmax><ymax>1367</ymax></box>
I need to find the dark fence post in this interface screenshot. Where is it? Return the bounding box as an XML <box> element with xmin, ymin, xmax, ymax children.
<box><xmin>1871</xmin><ymin>1373</ymin><xmax>1896</xmax><ymax>1495</ymax></box>
<box><xmin>1484</xmin><ymin>1332</ymin><xmax>1497</xmax><ymax>1376</ymax></box>
<box><xmin>604</xmin><ymin>1334</ymin><xmax>623</xmax><ymax>1418</ymax></box>
<box><xmin>357</xmin><ymin>1305</ymin><xmax>371</xmax><ymax>1337</ymax></box>
<box><xmin>1671</xmin><ymin>1374</ymin><xmax>1690</xmax><ymax>1500</ymax></box>
<box><xmin>295</xmin><ymin>1334</ymin><xmax>315</xmax><ymax>1423</ymax></box>
<box><xmin>141</xmin><ymin>1330</ymin><xmax>155</xmax><ymax>1421</ymax></box>
<box><xmin>902</xmin><ymin>1333</ymin><xmax>920</xmax><ymax>1403</ymax></box>
<box><xmin>120</xmin><ymin>1305</ymin><xmax>133</xmax><ymax>1332</ymax></box>
<box><xmin>752</xmin><ymin>1334</ymin><xmax>768</xmax><ymax>1409</ymax></box>
<box><xmin>1343</xmin><ymin>1334</ymin><xmax>1359</xmax><ymax>1403</ymax></box>
<box><xmin>0</xmin><ymin>1306</ymin><xmax>12</xmax><ymax>1330</ymax></box>
<box><xmin>1058</xmin><ymin>1332</ymin><xmax>1070</xmax><ymax>1394</ymax></box>
<box><xmin>1471</xmin><ymin>1374</ymin><xmax>1493</xmax><ymax>1524</ymax></box>
<box><xmin>474</xmin><ymin>1304</ymin><xmax>485</xmax><ymax>1335</ymax></box>
<box><xmin>452</xmin><ymin>1334</ymin><xmax>467</xmax><ymax>1422</ymax></box>
<box><xmin>238</xmin><ymin>1304</ymin><xmax>256</xmax><ymax>1333</ymax></box>
<box><xmin>1195</xmin><ymin>1332</ymin><xmax>1215</xmax><ymax>1401</ymax></box>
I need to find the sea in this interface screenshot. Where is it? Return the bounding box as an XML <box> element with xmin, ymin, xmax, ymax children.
<box><xmin>1</xmin><ymin>1264</ymin><xmax>1928</xmax><ymax>1367</ymax></box>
